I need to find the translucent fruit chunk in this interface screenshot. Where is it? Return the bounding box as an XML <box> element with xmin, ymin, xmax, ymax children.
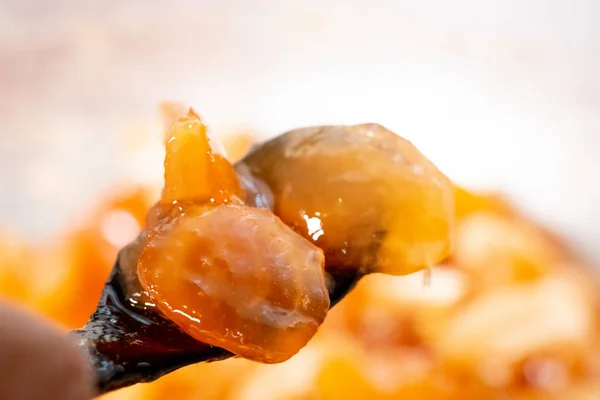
<box><xmin>161</xmin><ymin>109</ymin><xmax>243</xmax><ymax>205</ymax></box>
<box><xmin>237</xmin><ymin>124</ymin><xmax>454</xmax><ymax>276</ymax></box>
<box><xmin>137</xmin><ymin>109</ymin><xmax>330</xmax><ymax>363</ymax></box>
<box><xmin>138</xmin><ymin>204</ymin><xmax>329</xmax><ymax>363</ymax></box>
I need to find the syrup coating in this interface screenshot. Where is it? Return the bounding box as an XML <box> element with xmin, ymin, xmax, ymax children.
<box><xmin>161</xmin><ymin>110</ymin><xmax>243</xmax><ymax>205</ymax></box>
<box><xmin>137</xmin><ymin>110</ymin><xmax>329</xmax><ymax>363</ymax></box>
<box><xmin>238</xmin><ymin>124</ymin><xmax>454</xmax><ymax>275</ymax></box>
<box><xmin>138</xmin><ymin>204</ymin><xmax>328</xmax><ymax>363</ymax></box>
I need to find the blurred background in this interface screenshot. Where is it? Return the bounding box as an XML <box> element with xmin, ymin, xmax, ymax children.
<box><xmin>1</xmin><ymin>1</ymin><xmax>600</xmax><ymax>399</ymax></box>
<box><xmin>1</xmin><ymin>0</ymin><xmax>599</xmax><ymax>261</ymax></box>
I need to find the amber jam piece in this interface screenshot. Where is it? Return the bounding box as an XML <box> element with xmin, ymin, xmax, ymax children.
<box><xmin>137</xmin><ymin>109</ymin><xmax>329</xmax><ymax>363</ymax></box>
<box><xmin>138</xmin><ymin>204</ymin><xmax>329</xmax><ymax>363</ymax></box>
<box><xmin>161</xmin><ymin>109</ymin><xmax>244</xmax><ymax>206</ymax></box>
<box><xmin>238</xmin><ymin>124</ymin><xmax>454</xmax><ymax>276</ymax></box>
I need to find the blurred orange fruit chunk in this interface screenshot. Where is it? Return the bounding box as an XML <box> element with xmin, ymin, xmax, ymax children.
<box><xmin>453</xmin><ymin>185</ymin><xmax>509</xmax><ymax>219</ymax></box>
<box><xmin>0</xmin><ymin>234</ymin><xmax>35</xmax><ymax>301</ymax></box>
<box><xmin>42</xmin><ymin>187</ymin><xmax>153</xmax><ymax>328</ymax></box>
<box><xmin>454</xmin><ymin>212</ymin><xmax>560</xmax><ymax>287</ymax></box>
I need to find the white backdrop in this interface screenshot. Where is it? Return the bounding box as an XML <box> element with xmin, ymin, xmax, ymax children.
<box><xmin>0</xmin><ymin>0</ymin><xmax>599</xmax><ymax>262</ymax></box>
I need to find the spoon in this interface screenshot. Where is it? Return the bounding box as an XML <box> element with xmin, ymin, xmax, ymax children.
<box><xmin>72</xmin><ymin>122</ymin><xmax>453</xmax><ymax>395</ymax></box>
<box><xmin>72</xmin><ymin>249</ymin><xmax>361</xmax><ymax>395</ymax></box>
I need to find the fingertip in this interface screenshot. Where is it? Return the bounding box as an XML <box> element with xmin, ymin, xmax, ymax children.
<box><xmin>0</xmin><ymin>300</ymin><xmax>95</xmax><ymax>400</ymax></box>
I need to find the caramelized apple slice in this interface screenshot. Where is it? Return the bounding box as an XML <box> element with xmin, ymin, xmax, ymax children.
<box><xmin>138</xmin><ymin>204</ymin><xmax>328</xmax><ymax>363</ymax></box>
<box><xmin>137</xmin><ymin>109</ymin><xmax>330</xmax><ymax>363</ymax></box>
<box><xmin>237</xmin><ymin>124</ymin><xmax>454</xmax><ymax>276</ymax></box>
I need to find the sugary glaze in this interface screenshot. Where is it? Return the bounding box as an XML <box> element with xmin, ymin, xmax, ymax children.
<box><xmin>238</xmin><ymin>124</ymin><xmax>454</xmax><ymax>276</ymax></box>
<box><xmin>137</xmin><ymin>111</ymin><xmax>329</xmax><ymax>363</ymax></box>
<box><xmin>133</xmin><ymin>110</ymin><xmax>453</xmax><ymax>364</ymax></box>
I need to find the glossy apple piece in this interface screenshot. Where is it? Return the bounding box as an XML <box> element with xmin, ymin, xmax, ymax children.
<box><xmin>137</xmin><ymin>110</ymin><xmax>329</xmax><ymax>363</ymax></box>
<box><xmin>237</xmin><ymin>124</ymin><xmax>454</xmax><ymax>276</ymax></box>
<box><xmin>139</xmin><ymin>204</ymin><xmax>328</xmax><ymax>363</ymax></box>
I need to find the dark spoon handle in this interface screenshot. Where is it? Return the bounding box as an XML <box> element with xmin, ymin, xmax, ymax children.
<box><xmin>73</xmin><ymin>325</ymin><xmax>230</xmax><ymax>394</ymax></box>
<box><xmin>71</xmin><ymin>262</ymin><xmax>231</xmax><ymax>395</ymax></box>
<box><xmin>73</xmin><ymin>254</ymin><xmax>361</xmax><ymax>395</ymax></box>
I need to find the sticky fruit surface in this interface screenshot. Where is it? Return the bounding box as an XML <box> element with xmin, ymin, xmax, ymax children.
<box><xmin>238</xmin><ymin>124</ymin><xmax>454</xmax><ymax>275</ymax></box>
<box><xmin>137</xmin><ymin>110</ymin><xmax>329</xmax><ymax>363</ymax></box>
<box><xmin>139</xmin><ymin>204</ymin><xmax>328</xmax><ymax>362</ymax></box>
